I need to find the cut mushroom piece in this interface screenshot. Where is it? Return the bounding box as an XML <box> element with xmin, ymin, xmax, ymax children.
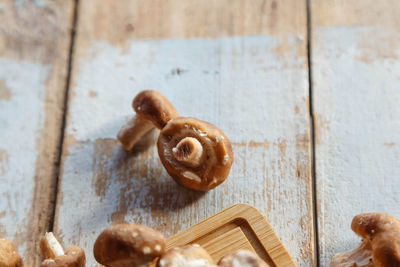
<box><xmin>157</xmin><ymin>244</ymin><xmax>216</xmax><ymax>267</ymax></box>
<box><xmin>157</xmin><ymin>117</ymin><xmax>233</xmax><ymax>191</ymax></box>
<box><xmin>39</xmin><ymin>232</ymin><xmax>86</xmax><ymax>267</ymax></box>
<box><xmin>0</xmin><ymin>239</ymin><xmax>23</xmax><ymax>267</ymax></box>
<box><xmin>117</xmin><ymin>90</ymin><xmax>178</xmax><ymax>151</ymax></box>
<box><xmin>331</xmin><ymin>213</ymin><xmax>400</xmax><ymax>267</ymax></box>
<box><xmin>218</xmin><ymin>250</ymin><xmax>270</xmax><ymax>267</ymax></box>
<box><xmin>93</xmin><ymin>224</ymin><xmax>166</xmax><ymax>267</ymax></box>
<box><xmin>40</xmin><ymin>232</ymin><xmax>65</xmax><ymax>259</ymax></box>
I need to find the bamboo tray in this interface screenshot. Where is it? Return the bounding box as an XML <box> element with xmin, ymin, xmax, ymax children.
<box><xmin>166</xmin><ymin>203</ymin><xmax>296</xmax><ymax>267</ymax></box>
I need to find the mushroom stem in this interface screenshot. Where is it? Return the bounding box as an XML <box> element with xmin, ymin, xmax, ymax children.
<box><xmin>117</xmin><ymin>115</ymin><xmax>155</xmax><ymax>151</ymax></box>
<box><xmin>40</xmin><ymin>232</ymin><xmax>65</xmax><ymax>259</ymax></box>
<box><xmin>172</xmin><ymin>137</ymin><xmax>204</xmax><ymax>167</ymax></box>
<box><xmin>331</xmin><ymin>239</ymin><xmax>373</xmax><ymax>267</ymax></box>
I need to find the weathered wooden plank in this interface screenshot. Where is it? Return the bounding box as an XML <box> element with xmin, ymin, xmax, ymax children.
<box><xmin>0</xmin><ymin>0</ymin><xmax>74</xmax><ymax>265</ymax></box>
<box><xmin>310</xmin><ymin>0</ymin><xmax>400</xmax><ymax>265</ymax></box>
<box><xmin>55</xmin><ymin>1</ymin><xmax>314</xmax><ymax>266</ymax></box>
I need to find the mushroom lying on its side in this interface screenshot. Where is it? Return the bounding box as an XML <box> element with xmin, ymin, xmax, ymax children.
<box><xmin>39</xmin><ymin>232</ymin><xmax>86</xmax><ymax>267</ymax></box>
<box><xmin>331</xmin><ymin>213</ymin><xmax>400</xmax><ymax>267</ymax></box>
<box><xmin>117</xmin><ymin>90</ymin><xmax>234</xmax><ymax>191</ymax></box>
<box><xmin>93</xmin><ymin>224</ymin><xmax>165</xmax><ymax>267</ymax></box>
<box><xmin>157</xmin><ymin>244</ymin><xmax>216</xmax><ymax>267</ymax></box>
<box><xmin>218</xmin><ymin>250</ymin><xmax>271</xmax><ymax>267</ymax></box>
<box><xmin>0</xmin><ymin>239</ymin><xmax>23</xmax><ymax>267</ymax></box>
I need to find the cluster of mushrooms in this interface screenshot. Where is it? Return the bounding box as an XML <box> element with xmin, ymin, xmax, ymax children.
<box><xmin>117</xmin><ymin>90</ymin><xmax>234</xmax><ymax>191</ymax></box>
<box><xmin>1</xmin><ymin>212</ymin><xmax>400</xmax><ymax>266</ymax></box>
<box><xmin>0</xmin><ymin>223</ymin><xmax>270</xmax><ymax>267</ymax></box>
<box><xmin>0</xmin><ymin>232</ymin><xmax>85</xmax><ymax>267</ymax></box>
<box><xmin>93</xmin><ymin>224</ymin><xmax>269</xmax><ymax>267</ymax></box>
<box><xmin>2</xmin><ymin>91</ymin><xmax>399</xmax><ymax>267</ymax></box>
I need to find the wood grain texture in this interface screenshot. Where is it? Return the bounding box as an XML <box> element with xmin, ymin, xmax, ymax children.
<box><xmin>166</xmin><ymin>204</ymin><xmax>296</xmax><ymax>267</ymax></box>
<box><xmin>55</xmin><ymin>1</ymin><xmax>314</xmax><ymax>266</ymax></box>
<box><xmin>0</xmin><ymin>0</ymin><xmax>74</xmax><ymax>265</ymax></box>
<box><xmin>310</xmin><ymin>0</ymin><xmax>400</xmax><ymax>265</ymax></box>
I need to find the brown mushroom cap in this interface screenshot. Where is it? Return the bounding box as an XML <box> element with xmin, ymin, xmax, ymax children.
<box><xmin>133</xmin><ymin>90</ymin><xmax>178</xmax><ymax>130</ymax></box>
<box><xmin>93</xmin><ymin>224</ymin><xmax>166</xmax><ymax>267</ymax></box>
<box><xmin>331</xmin><ymin>213</ymin><xmax>400</xmax><ymax>267</ymax></box>
<box><xmin>40</xmin><ymin>246</ymin><xmax>85</xmax><ymax>267</ymax></box>
<box><xmin>157</xmin><ymin>244</ymin><xmax>215</xmax><ymax>267</ymax></box>
<box><xmin>351</xmin><ymin>213</ymin><xmax>400</xmax><ymax>267</ymax></box>
<box><xmin>217</xmin><ymin>250</ymin><xmax>270</xmax><ymax>267</ymax></box>
<box><xmin>157</xmin><ymin>117</ymin><xmax>233</xmax><ymax>191</ymax></box>
<box><xmin>0</xmin><ymin>239</ymin><xmax>23</xmax><ymax>267</ymax></box>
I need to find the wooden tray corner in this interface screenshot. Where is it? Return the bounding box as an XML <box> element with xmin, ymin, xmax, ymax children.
<box><xmin>166</xmin><ymin>203</ymin><xmax>296</xmax><ymax>267</ymax></box>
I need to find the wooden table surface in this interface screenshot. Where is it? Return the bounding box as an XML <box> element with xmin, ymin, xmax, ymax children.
<box><xmin>0</xmin><ymin>0</ymin><xmax>399</xmax><ymax>266</ymax></box>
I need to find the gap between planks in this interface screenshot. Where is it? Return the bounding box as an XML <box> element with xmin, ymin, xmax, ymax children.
<box><xmin>306</xmin><ymin>0</ymin><xmax>320</xmax><ymax>266</ymax></box>
<box><xmin>48</xmin><ymin>0</ymin><xmax>80</xmax><ymax>232</ymax></box>
<box><xmin>48</xmin><ymin>1</ymin><xmax>320</xmax><ymax>266</ymax></box>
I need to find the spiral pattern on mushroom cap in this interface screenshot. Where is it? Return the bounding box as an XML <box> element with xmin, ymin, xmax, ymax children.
<box><xmin>157</xmin><ymin>117</ymin><xmax>233</xmax><ymax>191</ymax></box>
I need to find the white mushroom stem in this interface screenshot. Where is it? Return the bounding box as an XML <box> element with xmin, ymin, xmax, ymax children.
<box><xmin>41</xmin><ymin>232</ymin><xmax>65</xmax><ymax>258</ymax></box>
<box><xmin>331</xmin><ymin>239</ymin><xmax>373</xmax><ymax>267</ymax></box>
<box><xmin>117</xmin><ymin>115</ymin><xmax>155</xmax><ymax>151</ymax></box>
<box><xmin>172</xmin><ymin>137</ymin><xmax>204</xmax><ymax>167</ymax></box>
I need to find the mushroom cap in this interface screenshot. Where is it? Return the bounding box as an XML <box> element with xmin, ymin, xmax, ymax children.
<box><xmin>351</xmin><ymin>213</ymin><xmax>400</xmax><ymax>267</ymax></box>
<box><xmin>157</xmin><ymin>117</ymin><xmax>233</xmax><ymax>191</ymax></box>
<box><xmin>93</xmin><ymin>224</ymin><xmax>166</xmax><ymax>267</ymax></box>
<box><xmin>217</xmin><ymin>250</ymin><xmax>270</xmax><ymax>267</ymax></box>
<box><xmin>40</xmin><ymin>246</ymin><xmax>85</xmax><ymax>267</ymax></box>
<box><xmin>133</xmin><ymin>90</ymin><xmax>178</xmax><ymax>129</ymax></box>
<box><xmin>0</xmin><ymin>239</ymin><xmax>23</xmax><ymax>267</ymax></box>
<box><xmin>156</xmin><ymin>244</ymin><xmax>215</xmax><ymax>267</ymax></box>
